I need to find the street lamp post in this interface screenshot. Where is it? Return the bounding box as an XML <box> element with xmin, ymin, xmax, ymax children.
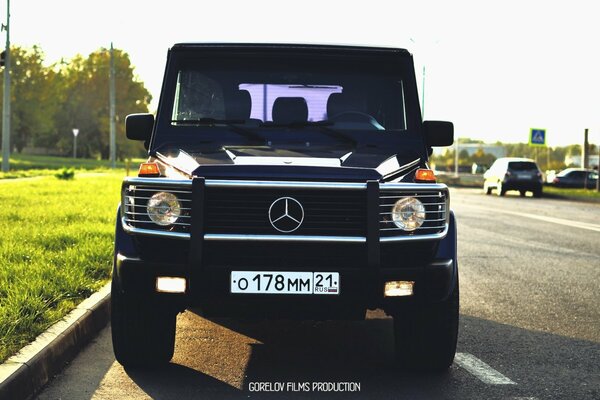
<box><xmin>109</xmin><ymin>43</ymin><xmax>116</xmax><ymax>168</ymax></box>
<box><xmin>1</xmin><ymin>0</ymin><xmax>10</xmax><ymax>173</ymax></box>
<box><xmin>72</xmin><ymin>128</ymin><xmax>79</xmax><ymax>158</ymax></box>
<box><xmin>597</xmin><ymin>137</ymin><xmax>600</xmax><ymax>192</ymax></box>
<box><xmin>421</xmin><ymin>65</ymin><xmax>426</xmax><ymax>120</ymax></box>
<box><xmin>454</xmin><ymin>140</ymin><xmax>459</xmax><ymax>178</ymax></box>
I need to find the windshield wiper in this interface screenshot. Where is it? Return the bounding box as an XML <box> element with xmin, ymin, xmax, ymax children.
<box><xmin>171</xmin><ymin>118</ymin><xmax>266</xmax><ymax>144</ymax></box>
<box><xmin>261</xmin><ymin>120</ymin><xmax>357</xmax><ymax>147</ymax></box>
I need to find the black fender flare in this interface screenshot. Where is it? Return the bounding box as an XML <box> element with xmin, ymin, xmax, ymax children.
<box><xmin>113</xmin><ymin>205</ymin><xmax>139</xmax><ymax>285</ymax></box>
<box><xmin>430</xmin><ymin>210</ymin><xmax>458</xmax><ymax>301</ymax></box>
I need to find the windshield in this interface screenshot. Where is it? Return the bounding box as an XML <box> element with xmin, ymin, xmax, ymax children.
<box><xmin>169</xmin><ymin>55</ymin><xmax>407</xmax><ymax>132</ymax></box>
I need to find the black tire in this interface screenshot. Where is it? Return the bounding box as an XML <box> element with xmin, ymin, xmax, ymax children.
<box><xmin>484</xmin><ymin>183</ymin><xmax>492</xmax><ymax>195</ymax></box>
<box><xmin>497</xmin><ymin>182</ymin><xmax>505</xmax><ymax>196</ymax></box>
<box><xmin>111</xmin><ymin>276</ymin><xmax>177</xmax><ymax>368</ymax></box>
<box><xmin>519</xmin><ymin>190</ymin><xmax>526</xmax><ymax>197</ymax></box>
<box><xmin>393</xmin><ymin>279</ymin><xmax>459</xmax><ymax>371</ymax></box>
<box><xmin>533</xmin><ymin>188</ymin><xmax>543</xmax><ymax>198</ymax></box>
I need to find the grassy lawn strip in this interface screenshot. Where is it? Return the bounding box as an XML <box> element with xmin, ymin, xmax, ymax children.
<box><xmin>543</xmin><ymin>186</ymin><xmax>600</xmax><ymax>201</ymax></box>
<box><xmin>0</xmin><ymin>168</ymin><xmax>111</xmax><ymax>180</ymax></box>
<box><xmin>0</xmin><ymin>154</ymin><xmax>145</xmax><ymax>179</ymax></box>
<box><xmin>0</xmin><ymin>172</ymin><xmax>124</xmax><ymax>362</ymax></box>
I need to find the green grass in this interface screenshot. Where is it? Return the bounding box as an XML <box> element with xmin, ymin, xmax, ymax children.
<box><xmin>0</xmin><ymin>154</ymin><xmax>145</xmax><ymax>179</ymax></box>
<box><xmin>0</xmin><ymin>172</ymin><xmax>125</xmax><ymax>362</ymax></box>
<box><xmin>544</xmin><ymin>186</ymin><xmax>600</xmax><ymax>201</ymax></box>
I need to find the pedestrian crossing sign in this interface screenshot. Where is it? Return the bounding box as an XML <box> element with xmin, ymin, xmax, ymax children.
<box><xmin>529</xmin><ymin>128</ymin><xmax>546</xmax><ymax>147</ymax></box>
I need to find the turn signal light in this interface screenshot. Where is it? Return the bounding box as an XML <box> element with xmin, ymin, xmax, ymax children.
<box><xmin>138</xmin><ymin>162</ymin><xmax>160</xmax><ymax>177</ymax></box>
<box><xmin>415</xmin><ymin>169</ymin><xmax>436</xmax><ymax>182</ymax></box>
<box><xmin>384</xmin><ymin>281</ymin><xmax>414</xmax><ymax>297</ymax></box>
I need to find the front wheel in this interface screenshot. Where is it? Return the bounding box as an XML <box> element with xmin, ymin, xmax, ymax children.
<box><xmin>392</xmin><ymin>279</ymin><xmax>459</xmax><ymax>371</ymax></box>
<box><xmin>484</xmin><ymin>182</ymin><xmax>492</xmax><ymax>195</ymax></box>
<box><xmin>497</xmin><ymin>182</ymin><xmax>506</xmax><ymax>196</ymax></box>
<box><xmin>111</xmin><ymin>276</ymin><xmax>177</xmax><ymax>368</ymax></box>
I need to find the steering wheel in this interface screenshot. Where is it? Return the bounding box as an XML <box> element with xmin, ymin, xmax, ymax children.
<box><xmin>329</xmin><ymin>111</ymin><xmax>384</xmax><ymax>130</ymax></box>
<box><xmin>329</xmin><ymin>111</ymin><xmax>374</xmax><ymax>121</ymax></box>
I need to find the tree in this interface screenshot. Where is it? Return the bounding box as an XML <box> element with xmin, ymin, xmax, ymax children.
<box><xmin>0</xmin><ymin>45</ymin><xmax>59</xmax><ymax>153</ymax></box>
<box><xmin>471</xmin><ymin>148</ymin><xmax>496</xmax><ymax>168</ymax></box>
<box><xmin>0</xmin><ymin>45</ymin><xmax>152</xmax><ymax>158</ymax></box>
<box><xmin>55</xmin><ymin>48</ymin><xmax>152</xmax><ymax>159</ymax></box>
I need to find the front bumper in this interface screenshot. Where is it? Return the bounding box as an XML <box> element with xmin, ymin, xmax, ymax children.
<box><xmin>115</xmin><ymin>253</ymin><xmax>454</xmax><ymax>316</ymax></box>
<box><xmin>503</xmin><ymin>178</ymin><xmax>543</xmax><ymax>191</ymax></box>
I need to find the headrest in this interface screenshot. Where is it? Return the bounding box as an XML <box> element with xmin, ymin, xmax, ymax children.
<box><xmin>227</xmin><ymin>90</ymin><xmax>252</xmax><ymax>121</ymax></box>
<box><xmin>272</xmin><ymin>97</ymin><xmax>308</xmax><ymax>125</ymax></box>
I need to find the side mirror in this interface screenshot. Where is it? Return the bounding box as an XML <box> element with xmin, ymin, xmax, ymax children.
<box><xmin>126</xmin><ymin>113</ymin><xmax>154</xmax><ymax>141</ymax></box>
<box><xmin>423</xmin><ymin>120</ymin><xmax>454</xmax><ymax>147</ymax></box>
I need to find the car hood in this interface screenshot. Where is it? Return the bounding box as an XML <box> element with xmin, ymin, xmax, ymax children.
<box><xmin>155</xmin><ymin>144</ymin><xmax>423</xmax><ymax>182</ymax></box>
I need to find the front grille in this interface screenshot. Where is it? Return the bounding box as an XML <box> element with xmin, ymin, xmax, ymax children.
<box><xmin>204</xmin><ymin>187</ymin><xmax>366</xmax><ymax>236</ymax></box>
<box><xmin>122</xmin><ymin>183</ymin><xmax>192</xmax><ymax>234</ymax></box>
<box><xmin>379</xmin><ymin>189</ymin><xmax>448</xmax><ymax>237</ymax></box>
<box><xmin>121</xmin><ymin>178</ymin><xmax>450</xmax><ymax>243</ymax></box>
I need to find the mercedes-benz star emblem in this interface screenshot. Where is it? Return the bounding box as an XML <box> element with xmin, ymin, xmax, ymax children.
<box><xmin>268</xmin><ymin>197</ymin><xmax>304</xmax><ymax>233</ymax></box>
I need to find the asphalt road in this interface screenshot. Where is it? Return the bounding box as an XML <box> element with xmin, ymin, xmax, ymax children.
<box><xmin>36</xmin><ymin>188</ymin><xmax>600</xmax><ymax>400</ymax></box>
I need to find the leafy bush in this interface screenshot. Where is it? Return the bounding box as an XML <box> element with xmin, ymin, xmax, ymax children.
<box><xmin>54</xmin><ymin>168</ymin><xmax>75</xmax><ymax>180</ymax></box>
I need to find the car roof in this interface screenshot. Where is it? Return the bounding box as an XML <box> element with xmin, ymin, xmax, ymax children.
<box><xmin>493</xmin><ymin>157</ymin><xmax>537</xmax><ymax>165</ymax></box>
<box><xmin>496</xmin><ymin>157</ymin><xmax>536</xmax><ymax>162</ymax></box>
<box><xmin>558</xmin><ymin>168</ymin><xmax>595</xmax><ymax>174</ymax></box>
<box><xmin>170</xmin><ymin>43</ymin><xmax>411</xmax><ymax>56</ymax></box>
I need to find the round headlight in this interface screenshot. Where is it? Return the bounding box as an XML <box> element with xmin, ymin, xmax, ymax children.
<box><xmin>147</xmin><ymin>192</ymin><xmax>181</xmax><ymax>226</ymax></box>
<box><xmin>391</xmin><ymin>197</ymin><xmax>425</xmax><ymax>231</ymax></box>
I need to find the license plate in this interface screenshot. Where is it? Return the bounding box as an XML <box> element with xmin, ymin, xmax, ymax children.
<box><xmin>517</xmin><ymin>173</ymin><xmax>530</xmax><ymax>179</ymax></box>
<box><xmin>230</xmin><ymin>271</ymin><xmax>340</xmax><ymax>295</ymax></box>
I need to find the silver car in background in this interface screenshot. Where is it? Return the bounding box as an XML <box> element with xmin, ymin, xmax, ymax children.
<box><xmin>483</xmin><ymin>157</ymin><xmax>543</xmax><ymax>197</ymax></box>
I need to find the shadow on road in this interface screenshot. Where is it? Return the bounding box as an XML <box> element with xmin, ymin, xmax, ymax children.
<box><xmin>213</xmin><ymin>315</ymin><xmax>460</xmax><ymax>399</ymax></box>
<box><xmin>119</xmin><ymin>312</ymin><xmax>599</xmax><ymax>399</ymax></box>
<box><xmin>125</xmin><ymin>363</ymin><xmax>239</xmax><ymax>399</ymax></box>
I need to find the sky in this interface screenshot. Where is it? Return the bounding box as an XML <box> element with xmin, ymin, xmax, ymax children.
<box><xmin>9</xmin><ymin>0</ymin><xmax>600</xmax><ymax>147</ymax></box>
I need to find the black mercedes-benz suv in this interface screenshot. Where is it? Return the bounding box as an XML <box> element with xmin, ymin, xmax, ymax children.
<box><xmin>112</xmin><ymin>43</ymin><xmax>458</xmax><ymax>371</ymax></box>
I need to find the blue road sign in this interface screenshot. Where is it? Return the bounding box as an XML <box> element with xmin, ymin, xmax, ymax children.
<box><xmin>529</xmin><ymin>128</ymin><xmax>546</xmax><ymax>147</ymax></box>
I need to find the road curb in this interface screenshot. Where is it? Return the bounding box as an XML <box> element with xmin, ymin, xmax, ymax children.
<box><xmin>0</xmin><ymin>283</ymin><xmax>111</xmax><ymax>400</ymax></box>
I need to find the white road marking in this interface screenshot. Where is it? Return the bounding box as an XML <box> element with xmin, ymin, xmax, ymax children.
<box><xmin>455</xmin><ymin>352</ymin><xmax>517</xmax><ymax>385</ymax></box>
<box><xmin>466</xmin><ymin>205</ymin><xmax>600</xmax><ymax>233</ymax></box>
<box><xmin>468</xmin><ymin>226</ymin><xmax>599</xmax><ymax>259</ymax></box>
<box><xmin>510</xmin><ymin>397</ymin><xmax>539</xmax><ymax>400</ymax></box>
